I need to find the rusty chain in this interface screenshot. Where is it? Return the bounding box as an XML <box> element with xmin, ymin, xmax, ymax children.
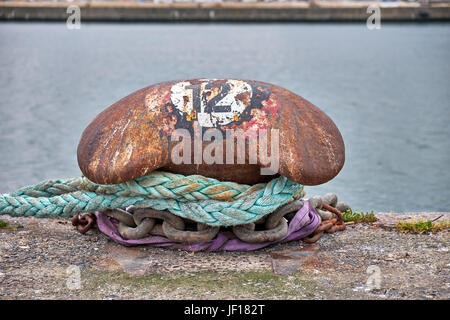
<box><xmin>71</xmin><ymin>213</ymin><xmax>96</xmax><ymax>234</ymax></box>
<box><xmin>302</xmin><ymin>199</ymin><xmax>346</xmax><ymax>244</ymax></box>
<box><xmin>231</xmin><ymin>199</ymin><xmax>304</xmax><ymax>243</ymax></box>
<box><xmin>107</xmin><ymin>207</ymin><xmax>220</xmax><ymax>244</ymax></box>
<box><xmin>73</xmin><ymin>194</ymin><xmax>348</xmax><ymax>244</ymax></box>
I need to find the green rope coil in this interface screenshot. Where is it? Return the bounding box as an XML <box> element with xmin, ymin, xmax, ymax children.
<box><xmin>0</xmin><ymin>171</ymin><xmax>304</xmax><ymax>226</ymax></box>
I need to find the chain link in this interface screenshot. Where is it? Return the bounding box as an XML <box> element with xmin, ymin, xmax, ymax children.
<box><xmin>302</xmin><ymin>198</ymin><xmax>346</xmax><ymax>243</ymax></box>
<box><xmin>75</xmin><ymin>194</ymin><xmax>348</xmax><ymax>244</ymax></box>
<box><xmin>71</xmin><ymin>213</ymin><xmax>95</xmax><ymax>234</ymax></box>
<box><xmin>107</xmin><ymin>200</ymin><xmax>301</xmax><ymax>243</ymax></box>
<box><xmin>162</xmin><ymin>222</ymin><xmax>220</xmax><ymax>243</ymax></box>
<box><xmin>232</xmin><ymin>219</ymin><xmax>288</xmax><ymax>243</ymax></box>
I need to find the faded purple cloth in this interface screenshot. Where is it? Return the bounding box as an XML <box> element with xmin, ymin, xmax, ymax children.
<box><xmin>94</xmin><ymin>200</ymin><xmax>320</xmax><ymax>252</ymax></box>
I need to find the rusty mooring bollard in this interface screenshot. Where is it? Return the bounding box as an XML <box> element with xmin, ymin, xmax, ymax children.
<box><xmin>77</xmin><ymin>79</ymin><xmax>345</xmax><ymax>186</ymax></box>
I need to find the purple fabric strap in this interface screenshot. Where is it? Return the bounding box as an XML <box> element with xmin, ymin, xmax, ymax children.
<box><xmin>94</xmin><ymin>200</ymin><xmax>320</xmax><ymax>252</ymax></box>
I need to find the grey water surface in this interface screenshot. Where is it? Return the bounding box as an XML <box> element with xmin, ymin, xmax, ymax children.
<box><xmin>0</xmin><ymin>22</ymin><xmax>449</xmax><ymax>213</ymax></box>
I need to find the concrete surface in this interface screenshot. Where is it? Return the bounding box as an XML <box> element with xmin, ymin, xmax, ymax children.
<box><xmin>0</xmin><ymin>211</ymin><xmax>448</xmax><ymax>299</ymax></box>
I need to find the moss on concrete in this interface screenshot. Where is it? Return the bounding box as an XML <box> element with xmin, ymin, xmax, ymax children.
<box><xmin>80</xmin><ymin>269</ymin><xmax>322</xmax><ymax>299</ymax></box>
<box><xmin>0</xmin><ymin>219</ymin><xmax>21</xmax><ymax>230</ymax></box>
<box><xmin>396</xmin><ymin>218</ymin><xmax>450</xmax><ymax>234</ymax></box>
<box><xmin>343</xmin><ymin>210</ymin><xmax>377</xmax><ymax>223</ymax></box>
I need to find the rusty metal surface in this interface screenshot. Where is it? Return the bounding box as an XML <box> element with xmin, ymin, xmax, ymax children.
<box><xmin>302</xmin><ymin>203</ymin><xmax>346</xmax><ymax>243</ymax></box>
<box><xmin>77</xmin><ymin>79</ymin><xmax>345</xmax><ymax>185</ymax></box>
<box><xmin>71</xmin><ymin>213</ymin><xmax>95</xmax><ymax>234</ymax></box>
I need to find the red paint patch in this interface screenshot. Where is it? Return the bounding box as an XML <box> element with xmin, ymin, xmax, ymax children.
<box><xmin>261</xmin><ymin>96</ymin><xmax>281</xmax><ymax>120</ymax></box>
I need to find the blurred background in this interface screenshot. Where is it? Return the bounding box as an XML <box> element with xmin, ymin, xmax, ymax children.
<box><xmin>0</xmin><ymin>0</ymin><xmax>449</xmax><ymax>213</ymax></box>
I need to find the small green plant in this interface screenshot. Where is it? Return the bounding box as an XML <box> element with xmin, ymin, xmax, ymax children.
<box><xmin>0</xmin><ymin>219</ymin><xmax>21</xmax><ymax>230</ymax></box>
<box><xmin>396</xmin><ymin>218</ymin><xmax>450</xmax><ymax>234</ymax></box>
<box><xmin>342</xmin><ymin>210</ymin><xmax>378</xmax><ymax>223</ymax></box>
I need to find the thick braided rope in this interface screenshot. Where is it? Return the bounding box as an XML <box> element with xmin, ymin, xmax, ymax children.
<box><xmin>1</xmin><ymin>171</ymin><xmax>304</xmax><ymax>226</ymax></box>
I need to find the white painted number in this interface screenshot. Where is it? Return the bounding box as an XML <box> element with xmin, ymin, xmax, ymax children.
<box><xmin>170</xmin><ymin>80</ymin><xmax>252</xmax><ymax>128</ymax></box>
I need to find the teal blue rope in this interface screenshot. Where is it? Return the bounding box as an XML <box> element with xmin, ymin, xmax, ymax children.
<box><xmin>0</xmin><ymin>171</ymin><xmax>304</xmax><ymax>226</ymax></box>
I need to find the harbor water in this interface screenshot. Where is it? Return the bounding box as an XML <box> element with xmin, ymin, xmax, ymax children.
<box><xmin>0</xmin><ymin>22</ymin><xmax>449</xmax><ymax>213</ymax></box>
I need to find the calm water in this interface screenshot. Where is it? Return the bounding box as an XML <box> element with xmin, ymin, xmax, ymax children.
<box><xmin>0</xmin><ymin>22</ymin><xmax>449</xmax><ymax>212</ymax></box>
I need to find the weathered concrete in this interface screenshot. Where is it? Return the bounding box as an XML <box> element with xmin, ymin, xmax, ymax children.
<box><xmin>1</xmin><ymin>2</ymin><xmax>449</xmax><ymax>22</ymax></box>
<box><xmin>0</xmin><ymin>212</ymin><xmax>448</xmax><ymax>299</ymax></box>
